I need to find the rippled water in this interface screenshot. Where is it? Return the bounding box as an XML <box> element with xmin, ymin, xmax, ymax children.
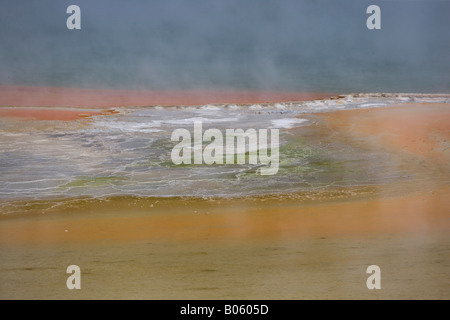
<box><xmin>0</xmin><ymin>94</ymin><xmax>448</xmax><ymax>201</ymax></box>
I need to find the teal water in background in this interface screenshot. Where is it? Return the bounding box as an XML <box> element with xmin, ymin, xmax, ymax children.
<box><xmin>0</xmin><ymin>0</ymin><xmax>449</xmax><ymax>93</ymax></box>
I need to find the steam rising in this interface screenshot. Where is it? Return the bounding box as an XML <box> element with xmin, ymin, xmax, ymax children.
<box><xmin>0</xmin><ymin>0</ymin><xmax>449</xmax><ymax>93</ymax></box>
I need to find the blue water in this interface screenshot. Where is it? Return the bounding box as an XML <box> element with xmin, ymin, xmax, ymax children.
<box><xmin>0</xmin><ymin>0</ymin><xmax>449</xmax><ymax>93</ymax></box>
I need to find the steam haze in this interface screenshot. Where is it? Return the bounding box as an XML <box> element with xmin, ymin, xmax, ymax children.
<box><xmin>0</xmin><ymin>0</ymin><xmax>449</xmax><ymax>93</ymax></box>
